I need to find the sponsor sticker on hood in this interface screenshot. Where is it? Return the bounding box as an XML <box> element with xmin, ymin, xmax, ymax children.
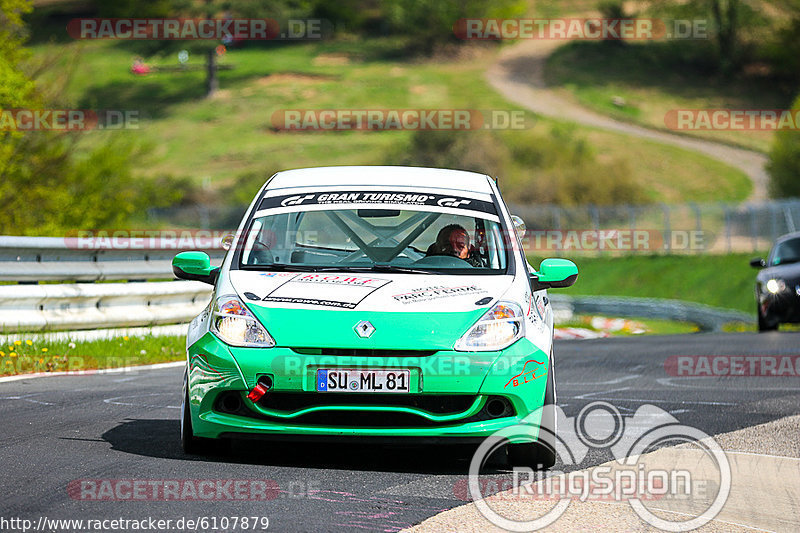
<box><xmin>392</xmin><ymin>284</ymin><xmax>488</xmax><ymax>304</ymax></box>
<box><xmin>259</xmin><ymin>273</ymin><xmax>391</xmax><ymax>309</ymax></box>
<box><xmin>230</xmin><ymin>271</ymin><xmax>515</xmax><ymax>313</ymax></box>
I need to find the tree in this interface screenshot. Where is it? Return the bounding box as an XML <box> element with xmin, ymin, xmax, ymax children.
<box><xmin>387</xmin><ymin>0</ymin><xmax>526</xmax><ymax>54</ymax></box>
<box><xmin>0</xmin><ymin>0</ymin><xmax>193</xmax><ymax>235</ymax></box>
<box><xmin>650</xmin><ymin>0</ymin><xmax>757</xmax><ymax>74</ymax></box>
<box><xmin>709</xmin><ymin>0</ymin><xmax>742</xmax><ymax>73</ymax></box>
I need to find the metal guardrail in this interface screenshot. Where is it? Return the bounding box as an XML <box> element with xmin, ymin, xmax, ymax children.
<box><xmin>0</xmin><ymin>237</ymin><xmax>753</xmax><ymax>333</ymax></box>
<box><xmin>0</xmin><ymin>236</ymin><xmax>226</xmax><ymax>282</ymax></box>
<box><xmin>0</xmin><ymin>236</ymin><xmax>221</xmax><ymax>332</ymax></box>
<box><xmin>509</xmin><ymin>199</ymin><xmax>800</xmax><ymax>255</ymax></box>
<box><xmin>0</xmin><ymin>281</ymin><xmax>212</xmax><ymax>332</ymax></box>
<box><xmin>549</xmin><ymin>295</ymin><xmax>753</xmax><ymax>332</ymax></box>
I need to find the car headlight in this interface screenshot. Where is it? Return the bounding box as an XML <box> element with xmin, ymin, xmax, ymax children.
<box><xmin>766</xmin><ymin>279</ymin><xmax>787</xmax><ymax>294</ymax></box>
<box><xmin>211</xmin><ymin>295</ymin><xmax>275</xmax><ymax>347</ymax></box>
<box><xmin>455</xmin><ymin>302</ymin><xmax>525</xmax><ymax>352</ymax></box>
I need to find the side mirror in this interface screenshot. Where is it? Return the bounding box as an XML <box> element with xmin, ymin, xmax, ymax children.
<box><xmin>531</xmin><ymin>258</ymin><xmax>578</xmax><ymax>290</ymax></box>
<box><xmin>510</xmin><ymin>215</ymin><xmax>526</xmax><ymax>242</ymax></box>
<box><xmin>172</xmin><ymin>251</ymin><xmax>219</xmax><ymax>285</ymax></box>
<box><xmin>749</xmin><ymin>257</ymin><xmax>766</xmax><ymax>268</ymax></box>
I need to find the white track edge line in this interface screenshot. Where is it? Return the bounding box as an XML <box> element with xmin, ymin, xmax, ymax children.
<box><xmin>0</xmin><ymin>360</ymin><xmax>185</xmax><ymax>383</ymax></box>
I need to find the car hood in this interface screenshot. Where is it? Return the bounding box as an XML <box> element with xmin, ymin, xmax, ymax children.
<box><xmin>758</xmin><ymin>262</ymin><xmax>800</xmax><ymax>284</ymax></box>
<box><xmin>228</xmin><ymin>270</ymin><xmax>515</xmax><ymax>349</ymax></box>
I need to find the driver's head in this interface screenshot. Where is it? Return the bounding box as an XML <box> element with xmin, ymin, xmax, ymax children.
<box><xmin>435</xmin><ymin>224</ymin><xmax>470</xmax><ymax>259</ymax></box>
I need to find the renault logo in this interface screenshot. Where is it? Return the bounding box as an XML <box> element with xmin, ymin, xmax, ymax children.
<box><xmin>354</xmin><ymin>320</ymin><xmax>375</xmax><ymax>338</ymax></box>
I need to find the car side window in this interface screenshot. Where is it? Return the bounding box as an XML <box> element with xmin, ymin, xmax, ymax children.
<box><xmin>772</xmin><ymin>238</ymin><xmax>800</xmax><ymax>266</ymax></box>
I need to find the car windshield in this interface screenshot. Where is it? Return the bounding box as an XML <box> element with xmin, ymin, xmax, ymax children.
<box><xmin>238</xmin><ymin>207</ymin><xmax>510</xmax><ymax>274</ymax></box>
<box><xmin>770</xmin><ymin>237</ymin><xmax>800</xmax><ymax>266</ymax></box>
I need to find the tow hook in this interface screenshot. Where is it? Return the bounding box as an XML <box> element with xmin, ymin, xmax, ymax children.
<box><xmin>246</xmin><ymin>376</ymin><xmax>272</xmax><ymax>402</ymax></box>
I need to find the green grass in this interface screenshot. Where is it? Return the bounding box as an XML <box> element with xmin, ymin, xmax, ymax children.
<box><xmin>545</xmin><ymin>41</ymin><xmax>792</xmax><ymax>153</ymax></box>
<box><xmin>27</xmin><ymin>37</ymin><xmax>753</xmax><ymax>204</ymax></box>
<box><xmin>531</xmin><ymin>253</ymin><xmax>764</xmax><ymax>313</ymax></box>
<box><xmin>559</xmin><ymin>314</ymin><xmax>700</xmax><ymax>335</ymax></box>
<box><xmin>583</xmin><ymin>130</ymin><xmax>752</xmax><ymax>202</ymax></box>
<box><xmin>0</xmin><ymin>335</ymin><xmax>184</xmax><ymax>376</ymax></box>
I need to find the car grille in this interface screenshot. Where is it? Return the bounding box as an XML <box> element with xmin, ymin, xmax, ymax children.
<box><xmin>258</xmin><ymin>392</ymin><xmax>475</xmax><ymax>414</ymax></box>
<box><xmin>214</xmin><ymin>392</ymin><xmax>515</xmax><ymax>428</ymax></box>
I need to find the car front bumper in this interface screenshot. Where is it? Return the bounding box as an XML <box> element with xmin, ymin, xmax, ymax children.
<box><xmin>760</xmin><ymin>292</ymin><xmax>800</xmax><ymax>323</ymax></box>
<box><xmin>186</xmin><ymin>332</ymin><xmax>550</xmax><ymax>440</ymax></box>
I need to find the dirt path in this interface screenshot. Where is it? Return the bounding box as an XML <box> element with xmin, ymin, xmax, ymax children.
<box><xmin>486</xmin><ymin>39</ymin><xmax>769</xmax><ymax>201</ymax></box>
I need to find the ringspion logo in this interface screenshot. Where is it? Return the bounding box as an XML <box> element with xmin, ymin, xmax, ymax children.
<box><xmin>468</xmin><ymin>402</ymin><xmax>730</xmax><ymax>531</ymax></box>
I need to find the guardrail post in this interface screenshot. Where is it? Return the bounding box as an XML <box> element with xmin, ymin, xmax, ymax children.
<box><xmin>690</xmin><ymin>202</ymin><xmax>701</xmax><ymax>254</ymax></box>
<box><xmin>724</xmin><ymin>205</ymin><xmax>732</xmax><ymax>253</ymax></box>
<box><xmin>589</xmin><ymin>204</ymin><xmax>600</xmax><ymax>257</ymax></box>
<box><xmin>784</xmin><ymin>202</ymin><xmax>797</xmax><ymax>233</ymax></box>
<box><xmin>770</xmin><ymin>203</ymin><xmax>778</xmax><ymax>244</ymax></box>
<box><xmin>628</xmin><ymin>205</ymin><xmax>636</xmax><ymax>256</ymax></box>
<box><xmin>551</xmin><ymin>206</ymin><xmax>561</xmax><ymax>231</ymax></box>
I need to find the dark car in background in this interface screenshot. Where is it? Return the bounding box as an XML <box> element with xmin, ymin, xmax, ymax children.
<box><xmin>751</xmin><ymin>232</ymin><xmax>800</xmax><ymax>331</ymax></box>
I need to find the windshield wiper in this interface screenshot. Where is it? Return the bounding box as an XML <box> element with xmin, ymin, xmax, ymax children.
<box><xmin>243</xmin><ymin>263</ymin><xmax>440</xmax><ymax>274</ymax></box>
<box><xmin>365</xmin><ymin>264</ymin><xmax>440</xmax><ymax>275</ymax></box>
<box><xmin>243</xmin><ymin>263</ymin><xmax>325</xmax><ymax>272</ymax></box>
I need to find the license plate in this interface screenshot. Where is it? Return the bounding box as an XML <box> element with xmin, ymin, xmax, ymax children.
<box><xmin>316</xmin><ymin>369</ymin><xmax>410</xmax><ymax>393</ymax></box>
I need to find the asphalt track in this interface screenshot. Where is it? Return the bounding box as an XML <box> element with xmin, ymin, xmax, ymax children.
<box><xmin>2</xmin><ymin>331</ymin><xmax>799</xmax><ymax>532</ymax></box>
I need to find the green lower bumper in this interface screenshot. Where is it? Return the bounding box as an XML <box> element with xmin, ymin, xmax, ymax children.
<box><xmin>186</xmin><ymin>332</ymin><xmax>549</xmax><ymax>440</ymax></box>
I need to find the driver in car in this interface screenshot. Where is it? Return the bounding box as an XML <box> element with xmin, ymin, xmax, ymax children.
<box><xmin>426</xmin><ymin>224</ymin><xmax>483</xmax><ymax>267</ymax></box>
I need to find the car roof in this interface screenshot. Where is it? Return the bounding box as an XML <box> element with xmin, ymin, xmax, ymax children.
<box><xmin>266</xmin><ymin>166</ymin><xmax>495</xmax><ymax>194</ymax></box>
<box><xmin>776</xmin><ymin>231</ymin><xmax>800</xmax><ymax>243</ymax></box>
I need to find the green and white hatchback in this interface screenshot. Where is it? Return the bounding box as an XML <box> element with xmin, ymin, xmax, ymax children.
<box><xmin>174</xmin><ymin>166</ymin><xmax>577</xmax><ymax>467</ymax></box>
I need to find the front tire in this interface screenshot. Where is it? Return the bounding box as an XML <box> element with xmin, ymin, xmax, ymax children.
<box><xmin>507</xmin><ymin>352</ymin><xmax>557</xmax><ymax>470</ymax></box>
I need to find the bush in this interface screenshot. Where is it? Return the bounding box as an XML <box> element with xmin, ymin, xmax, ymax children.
<box><xmin>767</xmin><ymin>93</ymin><xmax>800</xmax><ymax>198</ymax></box>
<box><xmin>388</xmin><ymin>130</ymin><xmax>510</xmax><ymax>176</ymax></box>
<box><xmin>0</xmin><ymin>134</ymin><xmax>199</xmax><ymax>235</ymax></box>
<box><xmin>387</xmin><ymin>127</ymin><xmax>647</xmax><ymax>206</ymax></box>
<box><xmin>762</xmin><ymin>16</ymin><xmax>800</xmax><ymax>88</ymax></box>
<box><xmin>386</xmin><ymin>0</ymin><xmax>525</xmax><ymax>54</ymax></box>
<box><xmin>0</xmin><ymin>0</ymin><xmax>199</xmax><ymax>235</ymax></box>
